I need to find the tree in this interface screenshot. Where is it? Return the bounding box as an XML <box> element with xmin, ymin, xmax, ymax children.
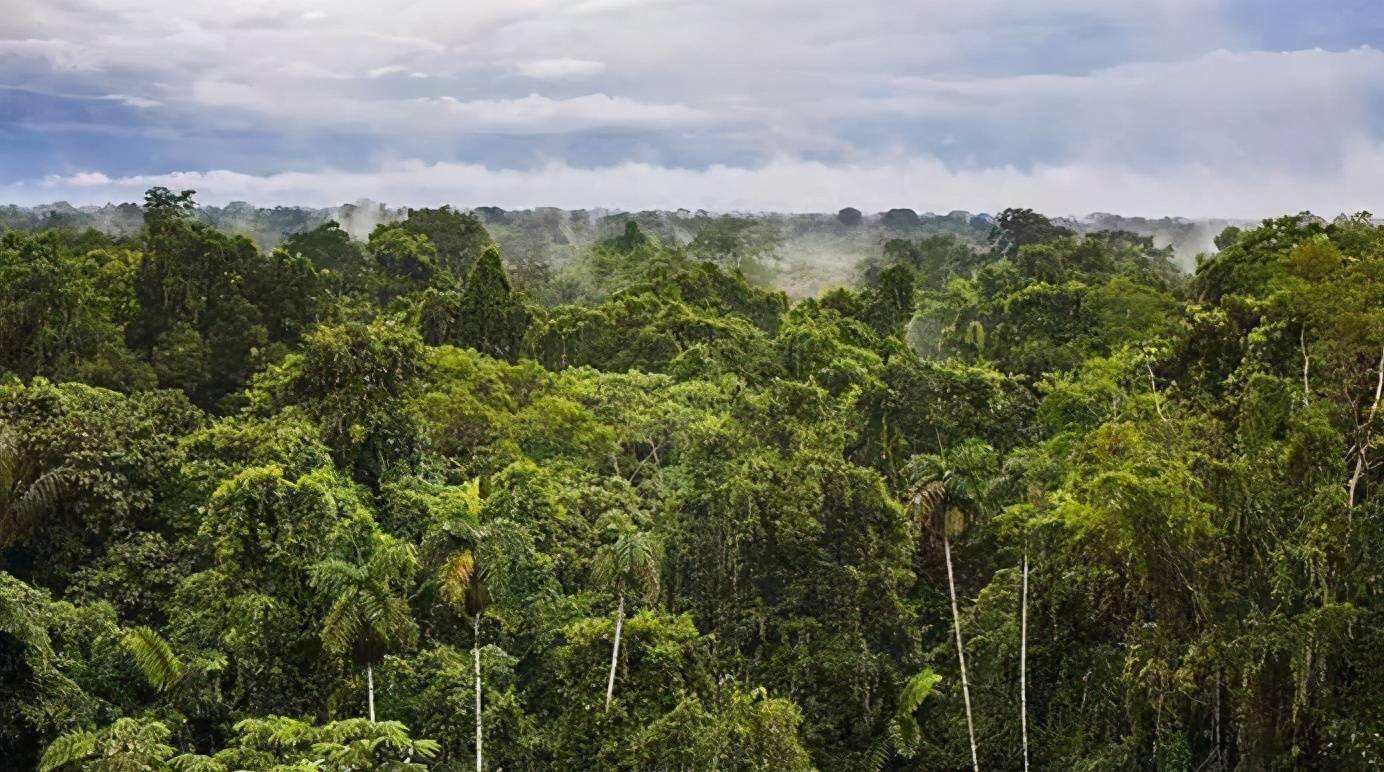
<box><xmin>902</xmin><ymin>440</ymin><xmax>996</xmax><ymax>772</ymax></box>
<box><xmin>368</xmin><ymin>227</ymin><xmax>438</xmax><ymax>299</ymax></box>
<box><xmin>988</xmin><ymin>207</ymin><xmax>1072</xmax><ymax>257</ymax></box>
<box><xmin>310</xmin><ymin>533</ymin><xmax>420</xmax><ymax>722</ymax></box>
<box><xmin>421</xmin><ymin>480</ymin><xmax>529</xmax><ymax>772</ymax></box>
<box><xmin>285</xmin><ymin>317</ymin><xmax>427</xmax><ymax>485</ymax></box>
<box><xmin>395</xmin><ymin>206</ymin><xmax>493</xmax><ymax>281</ymax></box>
<box><xmin>455</xmin><ymin>245</ymin><xmax>531</xmax><ymax>362</ymax></box>
<box><xmin>592</xmin><ymin>517</ymin><xmax>661</xmax><ymax>710</ymax></box>
<box><xmin>1</xmin><ymin>571</ymin><xmax>87</xmax><ymax>767</ymax></box>
<box><xmin>141</xmin><ymin>186</ymin><xmax>196</xmax><ymax>224</ymax></box>
<box><xmin>881</xmin><ymin>208</ymin><xmax>921</xmax><ymax>231</ymax></box>
<box><xmin>837</xmin><ymin>207</ymin><xmax>863</xmax><ymax>227</ymax></box>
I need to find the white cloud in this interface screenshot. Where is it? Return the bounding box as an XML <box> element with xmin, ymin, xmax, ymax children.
<box><xmin>367</xmin><ymin>65</ymin><xmax>409</xmax><ymax>78</ymax></box>
<box><xmin>516</xmin><ymin>58</ymin><xmax>607</xmax><ymax>79</ymax></box>
<box><xmin>186</xmin><ymin>79</ymin><xmax>710</xmax><ymax>133</ymax></box>
<box><xmin>407</xmin><ymin>92</ymin><xmax>709</xmax><ymax>132</ymax></box>
<box><xmin>98</xmin><ymin>93</ymin><xmax>162</xmax><ymax>108</ymax></box>
<box><xmin>0</xmin><ymin>38</ymin><xmax>96</xmax><ymax>70</ymax></box>
<box><xmin>20</xmin><ymin>146</ymin><xmax>1384</xmax><ymax>218</ymax></box>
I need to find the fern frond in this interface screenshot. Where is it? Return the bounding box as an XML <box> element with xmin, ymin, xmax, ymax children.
<box><xmin>863</xmin><ymin>736</ymin><xmax>891</xmax><ymax>772</ymax></box>
<box><xmin>893</xmin><ymin>668</ymin><xmax>941</xmax><ymax>752</ymax></box>
<box><xmin>39</xmin><ymin>729</ymin><xmax>96</xmax><ymax>772</ymax></box>
<box><xmin>122</xmin><ymin>626</ymin><xmax>184</xmax><ymax>691</ymax></box>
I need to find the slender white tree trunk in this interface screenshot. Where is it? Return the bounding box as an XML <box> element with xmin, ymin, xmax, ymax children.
<box><xmin>1347</xmin><ymin>346</ymin><xmax>1384</xmax><ymax>508</ymax></box>
<box><xmin>1301</xmin><ymin>326</ymin><xmax>1311</xmax><ymax>407</ymax></box>
<box><xmin>1020</xmin><ymin>549</ymin><xmax>1029</xmax><ymax>772</ymax></box>
<box><xmin>606</xmin><ymin>592</ymin><xmax>625</xmax><ymax>710</ymax></box>
<box><xmin>474</xmin><ymin>613</ymin><xmax>483</xmax><ymax>772</ymax></box>
<box><xmin>366</xmin><ymin>662</ymin><xmax>376</xmax><ymax>723</ymax></box>
<box><xmin>944</xmin><ymin>534</ymin><xmax>979</xmax><ymax>771</ymax></box>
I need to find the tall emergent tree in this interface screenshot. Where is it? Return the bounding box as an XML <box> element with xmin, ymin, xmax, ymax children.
<box><xmin>903</xmin><ymin>440</ymin><xmax>996</xmax><ymax>772</ymax></box>
<box><xmin>422</xmin><ymin>480</ymin><xmax>528</xmax><ymax>772</ymax></box>
<box><xmin>310</xmin><ymin>534</ymin><xmax>419</xmax><ymax>722</ymax></box>
<box><xmin>455</xmin><ymin>245</ymin><xmax>531</xmax><ymax>362</ymax></box>
<box><xmin>592</xmin><ymin>517</ymin><xmax>661</xmax><ymax>710</ymax></box>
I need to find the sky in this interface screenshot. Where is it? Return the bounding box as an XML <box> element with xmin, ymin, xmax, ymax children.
<box><xmin>1</xmin><ymin>0</ymin><xmax>1382</xmax><ymax>216</ymax></box>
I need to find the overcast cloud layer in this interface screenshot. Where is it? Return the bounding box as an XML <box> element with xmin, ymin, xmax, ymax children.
<box><xmin>2</xmin><ymin>0</ymin><xmax>1382</xmax><ymax>216</ymax></box>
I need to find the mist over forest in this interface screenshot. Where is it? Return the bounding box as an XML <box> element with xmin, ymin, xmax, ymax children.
<box><xmin>0</xmin><ymin>199</ymin><xmax>1246</xmax><ymax>298</ymax></box>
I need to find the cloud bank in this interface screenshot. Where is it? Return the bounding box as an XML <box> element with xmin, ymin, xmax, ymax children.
<box><xmin>21</xmin><ymin>147</ymin><xmax>1384</xmax><ymax>218</ymax></box>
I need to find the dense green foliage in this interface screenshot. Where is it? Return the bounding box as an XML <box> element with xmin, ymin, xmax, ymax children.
<box><xmin>2</xmin><ymin>192</ymin><xmax>1383</xmax><ymax>770</ymax></box>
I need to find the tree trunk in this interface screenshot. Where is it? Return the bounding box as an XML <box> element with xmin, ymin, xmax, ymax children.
<box><xmin>1347</xmin><ymin>346</ymin><xmax>1384</xmax><ymax>508</ymax></box>
<box><xmin>1020</xmin><ymin>548</ymin><xmax>1030</xmax><ymax>772</ymax></box>
<box><xmin>1301</xmin><ymin>326</ymin><xmax>1311</xmax><ymax>407</ymax></box>
<box><xmin>366</xmin><ymin>661</ymin><xmax>376</xmax><ymax>723</ymax></box>
<box><xmin>606</xmin><ymin>592</ymin><xmax>625</xmax><ymax>710</ymax></box>
<box><xmin>474</xmin><ymin>613</ymin><xmax>483</xmax><ymax>772</ymax></box>
<box><xmin>944</xmin><ymin>534</ymin><xmax>979</xmax><ymax>771</ymax></box>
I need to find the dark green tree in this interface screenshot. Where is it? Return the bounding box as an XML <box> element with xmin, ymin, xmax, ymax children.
<box><xmin>455</xmin><ymin>245</ymin><xmax>531</xmax><ymax>362</ymax></box>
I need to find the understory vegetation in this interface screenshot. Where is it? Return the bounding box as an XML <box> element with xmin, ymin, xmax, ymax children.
<box><xmin>2</xmin><ymin>190</ymin><xmax>1382</xmax><ymax>770</ymax></box>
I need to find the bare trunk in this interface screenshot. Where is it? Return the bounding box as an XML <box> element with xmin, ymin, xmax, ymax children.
<box><xmin>1147</xmin><ymin>363</ymin><xmax>1168</xmax><ymax>423</ymax></box>
<box><xmin>1301</xmin><ymin>326</ymin><xmax>1311</xmax><ymax>407</ymax></box>
<box><xmin>1347</xmin><ymin>346</ymin><xmax>1384</xmax><ymax>507</ymax></box>
<box><xmin>606</xmin><ymin>593</ymin><xmax>625</xmax><ymax>710</ymax></box>
<box><xmin>1020</xmin><ymin>548</ymin><xmax>1029</xmax><ymax>772</ymax></box>
<box><xmin>474</xmin><ymin>613</ymin><xmax>483</xmax><ymax>772</ymax></box>
<box><xmin>944</xmin><ymin>534</ymin><xmax>980</xmax><ymax>771</ymax></box>
<box><xmin>366</xmin><ymin>662</ymin><xmax>375</xmax><ymax>723</ymax></box>
<box><xmin>1214</xmin><ymin>670</ymin><xmax>1222</xmax><ymax>769</ymax></box>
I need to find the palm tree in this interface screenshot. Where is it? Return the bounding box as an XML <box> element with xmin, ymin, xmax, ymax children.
<box><xmin>903</xmin><ymin>439</ymin><xmax>996</xmax><ymax>772</ymax></box>
<box><xmin>592</xmin><ymin>519</ymin><xmax>661</xmax><ymax>710</ymax></box>
<box><xmin>310</xmin><ymin>533</ymin><xmax>419</xmax><ymax>722</ymax></box>
<box><xmin>0</xmin><ymin>425</ymin><xmax>72</xmax><ymax>548</ymax></box>
<box><xmin>422</xmin><ymin>481</ymin><xmax>526</xmax><ymax>772</ymax></box>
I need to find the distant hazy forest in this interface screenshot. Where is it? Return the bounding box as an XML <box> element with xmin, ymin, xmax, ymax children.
<box><xmin>2</xmin><ymin>190</ymin><xmax>1382</xmax><ymax>770</ymax></box>
<box><xmin>0</xmin><ymin>199</ymin><xmax>1240</xmax><ymax>298</ymax></box>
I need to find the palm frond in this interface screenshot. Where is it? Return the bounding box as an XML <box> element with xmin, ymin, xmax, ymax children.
<box><xmin>319</xmin><ymin>594</ymin><xmax>361</xmax><ymax>656</ymax></box>
<box><xmin>309</xmin><ymin>559</ymin><xmax>366</xmax><ymax>595</ymax></box>
<box><xmin>438</xmin><ymin>549</ymin><xmax>475</xmax><ymax>606</ymax></box>
<box><xmin>594</xmin><ymin>528</ymin><xmax>662</xmax><ymax>600</ymax></box>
